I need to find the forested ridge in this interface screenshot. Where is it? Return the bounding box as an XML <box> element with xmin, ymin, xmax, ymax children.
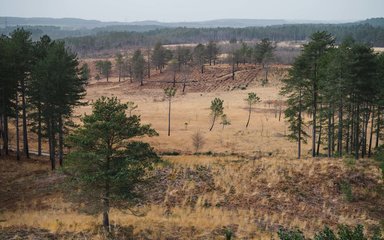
<box><xmin>63</xmin><ymin>21</ymin><xmax>384</xmax><ymax>55</ymax></box>
<box><xmin>1</xmin><ymin>18</ymin><xmax>384</xmax><ymax>54</ymax></box>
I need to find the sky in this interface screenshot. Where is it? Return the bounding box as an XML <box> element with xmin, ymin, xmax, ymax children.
<box><xmin>0</xmin><ymin>0</ymin><xmax>383</xmax><ymax>22</ymax></box>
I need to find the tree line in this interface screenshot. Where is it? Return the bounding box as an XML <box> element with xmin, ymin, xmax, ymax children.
<box><xmin>282</xmin><ymin>31</ymin><xmax>384</xmax><ymax>159</ymax></box>
<box><xmin>0</xmin><ymin>28</ymin><xmax>87</xmax><ymax>169</ymax></box>
<box><xmin>64</xmin><ymin>23</ymin><xmax>384</xmax><ymax>55</ymax></box>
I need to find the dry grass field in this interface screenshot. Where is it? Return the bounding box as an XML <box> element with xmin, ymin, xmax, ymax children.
<box><xmin>1</xmin><ymin>63</ymin><xmax>383</xmax><ymax>239</ymax></box>
<box><xmin>78</xmin><ymin>63</ymin><xmax>297</xmax><ymax>158</ymax></box>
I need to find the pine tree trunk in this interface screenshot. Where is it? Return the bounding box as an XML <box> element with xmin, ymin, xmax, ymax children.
<box><xmin>316</xmin><ymin>104</ymin><xmax>322</xmax><ymax>156</ymax></box>
<box><xmin>355</xmin><ymin>104</ymin><xmax>360</xmax><ymax>160</ymax></box>
<box><xmin>48</xmin><ymin>118</ymin><xmax>56</xmax><ymax>170</ymax></box>
<box><xmin>147</xmin><ymin>60</ymin><xmax>151</xmax><ymax>79</ymax></box>
<box><xmin>337</xmin><ymin>99</ymin><xmax>343</xmax><ymax>156</ymax></box>
<box><xmin>328</xmin><ymin>103</ymin><xmax>332</xmax><ymax>158</ymax></box>
<box><xmin>331</xmin><ymin>104</ymin><xmax>335</xmax><ymax>155</ymax></box>
<box><xmin>0</xmin><ymin>114</ymin><xmax>2</xmax><ymax>156</ymax></box>
<box><xmin>16</xmin><ymin>91</ymin><xmax>20</xmax><ymax>161</ymax></box>
<box><xmin>346</xmin><ymin>110</ymin><xmax>350</xmax><ymax>154</ymax></box>
<box><xmin>103</xmin><ymin>156</ymin><xmax>111</xmax><ymax>232</ymax></box>
<box><xmin>58</xmin><ymin>117</ymin><xmax>64</xmax><ymax>167</ymax></box>
<box><xmin>168</xmin><ymin>98</ymin><xmax>171</xmax><ymax>136</ymax></box>
<box><xmin>350</xmin><ymin>102</ymin><xmax>355</xmax><ymax>154</ymax></box>
<box><xmin>298</xmin><ymin>89</ymin><xmax>302</xmax><ymax>159</ymax></box>
<box><xmin>232</xmin><ymin>62</ymin><xmax>235</xmax><ymax>80</ymax></box>
<box><xmin>209</xmin><ymin>115</ymin><xmax>216</xmax><ymax>131</ymax></box>
<box><xmin>264</xmin><ymin>66</ymin><xmax>269</xmax><ymax>84</ymax></box>
<box><xmin>368</xmin><ymin>106</ymin><xmax>374</xmax><ymax>157</ymax></box>
<box><xmin>376</xmin><ymin>107</ymin><xmax>380</xmax><ymax>149</ymax></box>
<box><xmin>21</xmin><ymin>78</ymin><xmax>29</xmax><ymax>158</ymax></box>
<box><xmin>37</xmin><ymin>106</ymin><xmax>42</xmax><ymax>156</ymax></box>
<box><xmin>312</xmin><ymin>82</ymin><xmax>317</xmax><ymax>157</ymax></box>
<box><xmin>3</xmin><ymin>114</ymin><xmax>8</xmax><ymax>155</ymax></box>
<box><xmin>362</xmin><ymin>105</ymin><xmax>370</xmax><ymax>158</ymax></box>
<box><xmin>246</xmin><ymin>105</ymin><xmax>251</xmax><ymax>128</ymax></box>
<box><xmin>103</xmin><ymin>188</ymin><xmax>110</xmax><ymax>232</ymax></box>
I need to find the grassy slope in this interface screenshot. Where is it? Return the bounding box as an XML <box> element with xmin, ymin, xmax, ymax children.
<box><xmin>0</xmin><ymin>155</ymin><xmax>383</xmax><ymax>239</ymax></box>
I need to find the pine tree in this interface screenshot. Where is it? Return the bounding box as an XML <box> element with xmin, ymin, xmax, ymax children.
<box><xmin>281</xmin><ymin>56</ymin><xmax>310</xmax><ymax>159</ymax></box>
<box><xmin>244</xmin><ymin>92</ymin><xmax>261</xmax><ymax>128</ymax></box>
<box><xmin>0</xmin><ymin>35</ymin><xmax>16</xmax><ymax>156</ymax></box>
<box><xmin>301</xmin><ymin>31</ymin><xmax>334</xmax><ymax>157</ymax></box>
<box><xmin>10</xmin><ymin>28</ymin><xmax>33</xmax><ymax>159</ymax></box>
<box><xmin>164</xmin><ymin>87</ymin><xmax>177</xmax><ymax>136</ymax></box>
<box><xmin>209</xmin><ymin>98</ymin><xmax>224</xmax><ymax>131</ymax></box>
<box><xmin>31</xmin><ymin>40</ymin><xmax>87</xmax><ymax>169</ymax></box>
<box><xmin>132</xmin><ymin>49</ymin><xmax>146</xmax><ymax>86</ymax></box>
<box><xmin>65</xmin><ymin>97</ymin><xmax>159</xmax><ymax>231</ymax></box>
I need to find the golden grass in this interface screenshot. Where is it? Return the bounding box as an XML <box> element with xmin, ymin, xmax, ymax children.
<box><xmin>0</xmin><ymin>155</ymin><xmax>382</xmax><ymax>239</ymax></box>
<box><xmin>78</xmin><ymin>78</ymin><xmax>300</xmax><ymax>158</ymax></box>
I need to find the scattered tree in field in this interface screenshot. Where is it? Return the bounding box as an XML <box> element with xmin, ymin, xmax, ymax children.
<box><xmin>152</xmin><ymin>42</ymin><xmax>167</xmax><ymax>73</ymax></box>
<box><xmin>81</xmin><ymin>63</ymin><xmax>90</xmax><ymax>81</ymax></box>
<box><xmin>209</xmin><ymin>98</ymin><xmax>224</xmax><ymax>131</ymax></box>
<box><xmin>126</xmin><ymin>101</ymin><xmax>138</xmax><ymax>117</ymax></box>
<box><xmin>220</xmin><ymin>114</ymin><xmax>231</xmax><ymax>129</ymax></box>
<box><xmin>65</xmin><ymin>97</ymin><xmax>159</xmax><ymax>231</ymax></box>
<box><xmin>164</xmin><ymin>87</ymin><xmax>177</xmax><ymax>136</ymax></box>
<box><xmin>244</xmin><ymin>92</ymin><xmax>261</xmax><ymax>128</ymax></box>
<box><xmin>254</xmin><ymin>38</ymin><xmax>275</xmax><ymax>84</ymax></box>
<box><xmin>229</xmin><ymin>43</ymin><xmax>241</xmax><ymax>80</ymax></box>
<box><xmin>132</xmin><ymin>49</ymin><xmax>146</xmax><ymax>86</ymax></box>
<box><xmin>115</xmin><ymin>53</ymin><xmax>123</xmax><ymax>82</ymax></box>
<box><xmin>206</xmin><ymin>41</ymin><xmax>219</xmax><ymax>65</ymax></box>
<box><xmin>146</xmin><ymin>47</ymin><xmax>151</xmax><ymax>78</ymax></box>
<box><xmin>192</xmin><ymin>131</ymin><xmax>205</xmax><ymax>153</ymax></box>
<box><xmin>95</xmin><ymin>60</ymin><xmax>103</xmax><ymax>75</ymax></box>
<box><xmin>123</xmin><ymin>53</ymin><xmax>132</xmax><ymax>82</ymax></box>
<box><xmin>193</xmin><ymin>43</ymin><xmax>207</xmax><ymax>73</ymax></box>
<box><xmin>101</xmin><ymin>60</ymin><xmax>112</xmax><ymax>82</ymax></box>
<box><xmin>176</xmin><ymin>46</ymin><xmax>192</xmax><ymax>70</ymax></box>
<box><xmin>95</xmin><ymin>60</ymin><xmax>112</xmax><ymax>81</ymax></box>
<box><xmin>239</xmin><ymin>42</ymin><xmax>252</xmax><ymax>64</ymax></box>
<box><xmin>168</xmin><ymin>59</ymin><xmax>179</xmax><ymax>87</ymax></box>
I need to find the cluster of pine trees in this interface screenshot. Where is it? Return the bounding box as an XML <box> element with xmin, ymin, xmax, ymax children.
<box><xmin>282</xmin><ymin>31</ymin><xmax>384</xmax><ymax>159</ymax></box>
<box><xmin>0</xmin><ymin>28</ymin><xmax>87</xmax><ymax>169</ymax></box>
<box><xmin>94</xmin><ymin>39</ymin><xmax>274</xmax><ymax>86</ymax></box>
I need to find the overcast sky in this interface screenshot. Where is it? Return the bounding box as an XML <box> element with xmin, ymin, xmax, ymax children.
<box><xmin>1</xmin><ymin>0</ymin><xmax>383</xmax><ymax>22</ymax></box>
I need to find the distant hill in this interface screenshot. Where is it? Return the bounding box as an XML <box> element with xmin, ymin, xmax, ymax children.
<box><xmin>0</xmin><ymin>17</ymin><xmax>123</xmax><ymax>29</ymax></box>
<box><xmin>0</xmin><ymin>16</ymin><xmax>350</xmax><ymax>30</ymax></box>
<box><xmin>354</xmin><ymin>17</ymin><xmax>384</xmax><ymax>27</ymax></box>
<box><xmin>129</xmin><ymin>19</ymin><xmax>289</xmax><ymax>28</ymax></box>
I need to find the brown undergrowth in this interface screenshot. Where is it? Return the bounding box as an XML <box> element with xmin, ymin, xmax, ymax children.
<box><xmin>0</xmin><ymin>154</ymin><xmax>382</xmax><ymax>239</ymax></box>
